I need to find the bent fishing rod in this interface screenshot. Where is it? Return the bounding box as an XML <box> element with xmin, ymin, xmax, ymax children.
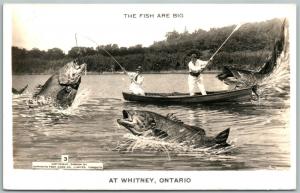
<box><xmin>209</xmin><ymin>24</ymin><xmax>242</xmax><ymax>61</ymax></box>
<box><xmin>75</xmin><ymin>33</ymin><xmax>128</xmax><ymax>74</ymax></box>
<box><xmin>75</xmin><ymin>33</ymin><xmax>87</xmax><ymax>75</ymax></box>
<box><xmin>200</xmin><ymin>23</ymin><xmax>242</xmax><ymax>73</ymax></box>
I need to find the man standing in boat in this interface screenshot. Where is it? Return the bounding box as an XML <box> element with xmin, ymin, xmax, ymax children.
<box><xmin>188</xmin><ymin>54</ymin><xmax>213</xmax><ymax>96</ymax></box>
<box><xmin>127</xmin><ymin>66</ymin><xmax>145</xmax><ymax>96</ymax></box>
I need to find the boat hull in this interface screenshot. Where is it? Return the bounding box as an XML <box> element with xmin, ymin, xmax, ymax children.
<box><xmin>122</xmin><ymin>87</ymin><xmax>253</xmax><ymax>104</ymax></box>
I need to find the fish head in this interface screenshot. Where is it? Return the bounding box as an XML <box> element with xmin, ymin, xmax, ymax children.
<box><xmin>55</xmin><ymin>61</ymin><xmax>86</xmax><ymax>108</ymax></box>
<box><xmin>117</xmin><ymin>110</ymin><xmax>157</xmax><ymax>136</ymax></box>
<box><xmin>58</xmin><ymin>60</ymin><xmax>86</xmax><ymax>88</ymax></box>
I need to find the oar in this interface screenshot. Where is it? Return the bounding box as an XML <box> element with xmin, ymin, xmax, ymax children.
<box><xmin>209</xmin><ymin>24</ymin><xmax>242</xmax><ymax>61</ymax></box>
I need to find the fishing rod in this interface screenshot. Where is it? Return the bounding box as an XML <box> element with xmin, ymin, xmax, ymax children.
<box><xmin>75</xmin><ymin>33</ymin><xmax>78</xmax><ymax>47</ymax></box>
<box><xmin>75</xmin><ymin>33</ymin><xmax>128</xmax><ymax>74</ymax></box>
<box><xmin>199</xmin><ymin>23</ymin><xmax>242</xmax><ymax>73</ymax></box>
<box><xmin>209</xmin><ymin>24</ymin><xmax>242</xmax><ymax>61</ymax></box>
<box><xmin>75</xmin><ymin>33</ymin><xmax>87</xmax><ymax>75</ymax></box>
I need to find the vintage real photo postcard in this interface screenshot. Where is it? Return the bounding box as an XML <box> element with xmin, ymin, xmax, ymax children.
<box><xmin>3</xmin><ymin>4</ymin><xmax>296</xmax><ymax>190</ymax></box>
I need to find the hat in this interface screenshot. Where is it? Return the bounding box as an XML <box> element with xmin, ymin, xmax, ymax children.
<box><xmin>72</xmin><ymin>50</ymin><xmax>82</xmax><ymax>59</ymax></box>
<box><xmin>191</xmin><ymin>54</ymin><xmax>197</xmax><ymax>58</ymax></box>
<box><xmin>136</xmin><ymin>66</ymin><xmax>143</xmax><ymax>72</ymax></box>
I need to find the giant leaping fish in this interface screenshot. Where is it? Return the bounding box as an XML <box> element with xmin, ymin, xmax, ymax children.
<box><xmin>117</xmin><ymin>110</ymin><xmax>230</xmax><ymax>148</ymax></box>
<box><xmin>217</xmin><ymin>19</ymin><xmax>288</xmax><ymax>92</ymax></box>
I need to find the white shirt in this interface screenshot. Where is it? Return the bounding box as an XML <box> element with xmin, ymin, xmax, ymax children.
<box><xmin>127</xmin><ymin>72</ymin><xmax>144</xmax><ymax>85</ymax></box>
<box><xmin>188</xmin><ymin>59</ymin><xmax>208</xmax><ymax>73</ymax></box>
<box><xmin>127</xmin><ymin>72</ymin><xmax>145</xmax><ymax>95</ymax></box>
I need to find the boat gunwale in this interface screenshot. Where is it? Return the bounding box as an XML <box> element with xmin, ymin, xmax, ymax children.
<box><xmin>122</xmin><ymin>87</ymin><xmax>253</xmax><ymax>99</ymax></box>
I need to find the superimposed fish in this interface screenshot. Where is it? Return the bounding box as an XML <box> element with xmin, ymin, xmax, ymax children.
<box><xmin>217</xmin><ymin>19</ymin><xmax>288</xmax><ymax>93</ymax></box>
<box><xmin>32</xmin><ymin>59</ymin><xmax>86</xmax><ymax>108</ymax></box>
<box><xmin>117</xmin><ymin>110</ymin><xmax>230</xmax><ymax>148</ymax></box>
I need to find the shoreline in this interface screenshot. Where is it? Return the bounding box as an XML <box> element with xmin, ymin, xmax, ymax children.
<box><xmin>12</xmin><ymin>70</ymin><xmax>221</xmax><ymax>76</ymax></box>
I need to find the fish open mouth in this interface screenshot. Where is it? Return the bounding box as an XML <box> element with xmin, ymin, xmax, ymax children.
<box><xmin>119</xmin><ymin>110</ymin><xmax>133</xmax><ymax>124</ymax></box>
<box><xmin>117</xmin><ymin>110</ymin><xmax>144</xmax><ymax>136</ymax></box>
<box><xmin>117</xmin><ymin>110</ymin><xmax>133</xmax><ymax>126</ymax></box>
<box><xmin>122</xmin><ymin>110</ymin><xmax>129</xmax><ymax>120</ymax></box>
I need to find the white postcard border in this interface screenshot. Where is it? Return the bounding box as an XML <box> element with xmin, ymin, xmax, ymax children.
<box><xmin>3</xmin><ymin>4</ymin><xmax>297</xmax><ymax>190</ymax></box>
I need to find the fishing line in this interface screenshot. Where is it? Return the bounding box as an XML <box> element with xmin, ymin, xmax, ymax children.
<box><xmin>209</xmin><ymin>23</ymin><xmax>243</xmax><ymax>61</ymax></box>
<box><xmin>75</xmin><ymin>33</ymin><xmax>87</xmax><ymax>76</ymax></box>
<box><xmin>75</xmin><ymin>33</ymin><xmax>127</xmax><ymax>73</ymax></box>
<box><xmin>201</xmin><ymin>23</ymin><xmax>245</xmax><ymax>73</ymax></box>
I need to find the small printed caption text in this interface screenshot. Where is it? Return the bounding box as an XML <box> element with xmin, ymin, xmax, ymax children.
<box><xmin>124</xmin><ymin>13</ymin><xmax>184</xmax><ymax>19</ymax></box>
<box><xmin>109</xmin><ymin>177</ymin><xmax>191</xmax><ymax>184</ymax></box>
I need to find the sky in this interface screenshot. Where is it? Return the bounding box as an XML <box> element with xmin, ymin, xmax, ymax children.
<box><xmin>10</xmin><ymin>4</ymin><xmax>294</xmax><ymax>53</ymax></box>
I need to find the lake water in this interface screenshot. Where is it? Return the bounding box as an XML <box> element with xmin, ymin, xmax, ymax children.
<box><xmin>12</xmin><ymin>73</ymin><xmax>290</xmax><ymax>170</ymax></box>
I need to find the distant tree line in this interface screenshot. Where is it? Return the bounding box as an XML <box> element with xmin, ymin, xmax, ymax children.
<box><xmin>12</xmin><ymin>18</ymin><xmax>284</xmax><ymax>74</ymax></box>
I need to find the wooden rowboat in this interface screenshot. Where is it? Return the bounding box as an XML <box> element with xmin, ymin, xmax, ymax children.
<box><xmin>122</xmin><ymin>87</ymin><xmax>254</xmax><ymax>104</ymax></box>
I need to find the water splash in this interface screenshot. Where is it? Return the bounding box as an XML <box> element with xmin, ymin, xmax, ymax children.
<box><xmin>26</xmin><ymin>95</ymin><xmax>54</xmax><ymax>107</ymax></box>
<box><xmin>259</xmin><ymin>52</ymin><xmax>290</xmax><ymax>92</ymax></box>
<box><xmin>252</xmin><ymin>49</ymin><xmax>290</xmax><ymax>107</ymax></box>
<box><xmin>115</xmin><ymin>134</ymin><xmax>236</xmax><ymax>160</ymax></box>
<box><xmin>14</xmin><ymin>87</ymin><xmax>92</xmax><ymax>121</ymax></box>
<box><xmin>56</xmin><ymin>88</ymin><xmax>91</xmax><ymax>116</ymax></box>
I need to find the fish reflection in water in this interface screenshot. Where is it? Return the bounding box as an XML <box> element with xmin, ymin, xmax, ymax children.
<box><xmin>12</xmin><ymin>73</ymin><xmax>290</xmax><ymax>170</ymax></box>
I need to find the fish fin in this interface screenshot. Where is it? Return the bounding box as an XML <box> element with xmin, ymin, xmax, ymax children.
<box><xmin>215</xmin><ymin>128</ymin><xmax>230</xmax><ymax>144</ymax></box>
<box><xmin>166</xmin><ymin>113</ymin><xmax>174</xmax><ymax>118</ymax></box>
<box><xmin>147</xmin><ymin>118</ymin><xmax>168</xmax><ymax>138</ymax></box>
<box><xmin>12</xmin><ymin>88</ymin><xmax>18</xmax><ymax>94</ymax></box>
<box><xmin>33</xmin><ymin>75</ymin><xmax>55</xmax><ymax>97</ymax></box>
<box><xmin>19</xmin><ymin>84</ymin><xmax>28</xmax><ymax>93</ymax></box>
<box><xmin>188</xmin><ymin>125</ymin><xmax>206</xmax><ymax>135</ymax></box>
<box><xmin>166</xmin><ymin>113</ymin><xmax>184</xmax><ymax>124</ymax></box>
<box><xmin>152</xmin><ymin>128</ymin><xmax>168</xmax><ymax>139</ymax></box>
<box><xmin>32</xmin><ymin>84</ymin><xmax>44</xmax><ymax>97</ymax></box>
<box><xmin>12</xmin><ymin>84</ymin><xmax>28</xmax><ymax>94</ymax></box>
<box><xmin>142</xmin><ymin>130</ymin><xmax>155</xmax><ymax>137</ymax></box>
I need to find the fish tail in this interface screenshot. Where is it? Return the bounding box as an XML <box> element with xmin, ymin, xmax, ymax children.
<box><xmin>215</xmin><ymin>128</ymin><xmax>230</xmax><ymax>144</ymax></box>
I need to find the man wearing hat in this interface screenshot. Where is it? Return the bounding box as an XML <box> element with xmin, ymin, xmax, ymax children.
<box><xmin>188</xmin><ymin>54</ymin><xmax>212</xmax><ymax>96</ymax></box>
<box><xmin>127</xmin><ymin>66</ymin><xmax>145</xmax><ymax>95</ymax></box>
